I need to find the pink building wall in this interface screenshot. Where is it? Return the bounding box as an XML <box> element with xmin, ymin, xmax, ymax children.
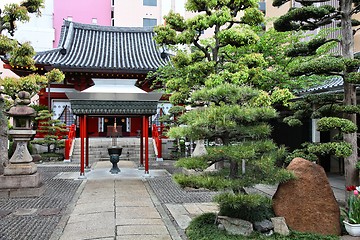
<box><xmin>53</xmin><ymin>0</ymin><xmax>111</xmax><ymax>47</ymax></box>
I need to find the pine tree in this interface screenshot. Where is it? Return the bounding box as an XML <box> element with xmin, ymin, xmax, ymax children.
<box><xmin>272</xmin><ymin>0</ymin><xmax>360</xmax><ymax>190</ymax></box>
<box><xmin>152</xmin><ymin>0</ymin><xmax>294</xmax><ymax>217</ymax></box>
<box><xmin>32</xmin><ymin>110</ymin><xmax>68</xmax><ymax>153</ymax></box>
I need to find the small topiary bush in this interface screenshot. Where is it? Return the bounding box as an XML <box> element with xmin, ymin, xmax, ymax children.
<box><xmin>214</xmin><ymin>193</ymin><xmax>274</xmax><ymax>222</ymax></box>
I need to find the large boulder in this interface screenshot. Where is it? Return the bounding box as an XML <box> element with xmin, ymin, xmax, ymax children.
<box><xmin>272</xmin><ymin>157</ymin><xmax>341</xmax><ymax>236</ymax></box>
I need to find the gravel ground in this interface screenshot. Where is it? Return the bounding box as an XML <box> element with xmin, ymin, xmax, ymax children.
<box><xmin>147</xmin><ymin>176</ymin><xmax>219</xmax><ymax>204</ymax></box>
<box><xmin>0</xmin><ymin>166</ymin><xmax>81</xmax><ymax>240</ymax></box>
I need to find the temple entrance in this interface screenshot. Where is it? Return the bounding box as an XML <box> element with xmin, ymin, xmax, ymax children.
<box><xmin>103</xmin><ymin>117</ymin><xmax>127</xmax><ymax>137</ymax></box>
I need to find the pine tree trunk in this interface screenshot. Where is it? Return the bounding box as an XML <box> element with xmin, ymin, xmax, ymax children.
<box><xmin>341</xmin><ymin>0</ymin><xmax>359</xmax><ymax>197</ymax></box>
<box><xmin>0</xmin><ymin>93</ymin><xmax>8</xmax><ymax>174</ymax></box>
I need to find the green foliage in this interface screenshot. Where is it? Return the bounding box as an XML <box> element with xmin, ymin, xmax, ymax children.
<box><xmin>31</xmin><ymin>110</ymin><xmax>68</xmax><ymax>153</ymax></box>
<box><xmin>175</xmin><ymin>156</ymin><xmax>209</xmax><ymax>170</ymax></box>
<box><xmin>346</xmin><ymin>72</ymin><xmax>360</xmax><ymax>84</ymax></box>
<box><xmin>214</xmin><ymin>193</ymin><xmax>274</xmax><ymax>222</ymax></box>
<box><xmin>288</xmin><ymin>56</ymin><xmax>345</xmax><ymax>77</ymax></box>
<box><xmin>0</xmin><ymin>74</ymin><xmax>47</xmax><ymax>100</ymax></box>
<box><xmin>346</xmin><ymin>189</ymin><xmax>360</xmax><ymax>224</ymax></box>
<box><xmin>186</xmin><ymin>212</ymin><xmax>340</xmax><ymax>240</ymax></box>
<box><xmin>241</xmin><ymin>7</ymin><xmax>264</xmax><ymax>26</ymax></box>
<box><xmin>286</xmin><ymin>141</ymin><xmax>353</xmax><ymax>163</ymax></box>
<box><xmin>0</xmin><ymin>0</ymin><xmax>44</xmax><ymax>70</ymax></box>
<box><xmin>274</xmin><ymin>5</ymin><xmax>336</xmax><ymax>32</ymax></box>
<box><xmin>173</xmin><ymin>173</ymin><xmax>230</xmax><ymax>190</ymax></box>
<box><xmin>218</xmin><ymin>27</ymin><xmax>259</xmax><ymax>47</ymax></box>
<box><xmin>21</xmin><ymin>0</ymin><xmax>45</xmax><ymax>15</ymax></box>
<box><xmin>1</xmin><ymin>1</ymin><xmax>44</xmax><ymax>36</ymax></box>
<box><xmin>307</xmin><ymin>142</ymin><xmax>353</xmax><ymax>158</ymax></box>
<box><xmin>0</xmin><ymin>35</ymin><xmax>17</xmax><ymax>55</ymax></box>
<box><xmin>317</xmin><ymin>117</ymin><xmax>357</xmax><ymax>133</ymax></box>
<box><xmin>270</xmin><ymin>88</ymin><xmax>295</xmax><ymax>106</ymax></box>
<box><xmin>9</xmin><ymin>42</ymin><xmax>36</xmax><ymax>68</ymax></box>
<box><xmin>45</xmin><ymin>68</ymin><xmax>65</xmax><ymax>83</ymax></box>
<box><xmin>286</xmin><ymin>38</ymin><xmax>330</xmax><ymax>57</ymax></box>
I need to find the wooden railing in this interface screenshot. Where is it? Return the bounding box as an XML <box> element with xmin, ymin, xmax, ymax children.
<box><xmin>64</xmin><ymin>124</ymin><xmax>76</xmax><ymax>162</ymax></box>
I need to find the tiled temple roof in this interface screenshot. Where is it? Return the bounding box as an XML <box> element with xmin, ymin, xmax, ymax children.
<box><xmin>297</xmin><ymin>77</ymin><xmax>344</xmax><ymax>95</ymax></box>
<box><xmin>34</xmin><ymin>20</ymin><xmax>168</xmax><ymax>73</ymax></box>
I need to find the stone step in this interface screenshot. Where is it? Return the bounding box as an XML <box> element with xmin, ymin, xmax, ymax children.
<box><xmin>70</xmin><ymin>137</ymin><xmax>156</xmax><ymax>164</ymax></box>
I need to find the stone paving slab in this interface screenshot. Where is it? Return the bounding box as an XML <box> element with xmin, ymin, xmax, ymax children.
<box><xmin>59</xmin><ymin>221</ymin><xmax>114</xmax><ymax>240</ymax></box>
<box><xmin>117</xmin><ymin>224</ymin><xmax>169</xmax><ymax>235</ymax></box>
<box><xmin>116</xmin><ymin>235</ymin><xmax>172</xmax><ymax>240</ymax></box>
<box><xmin>116</xmin><ymin>206</ymin><xmax>161</xmax><ymax>219</ymax></box>
<box><xmin>68</xmin><ymin>211</ymin><xmax>114</xmax><ymax>224</ymax></box>
<box><xmin>116</xmin><ymin>218</ymin><xmax>165</xmax><ymax>226</ymax></box>
<box><xmin>72</xmin><ymin>201</ymin><xmax>114</xmax><ymax>214</ymax></box>
<box><xmin>165</xmin><ymin>202</ymin><xmax>218</xmax><ymax>230</ymax></box>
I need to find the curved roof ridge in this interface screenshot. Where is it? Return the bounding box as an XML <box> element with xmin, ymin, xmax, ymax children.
<box><xmin>63</xmin><ymin>20</ymin><xmax>155</xmax><ymax>33</ymax></box>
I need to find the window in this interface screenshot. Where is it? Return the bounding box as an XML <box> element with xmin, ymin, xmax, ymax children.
<box><xmin>92</xmin><ymin>18</ymin><xmax>98</xmax><ymax>24</ymax></box>
<box><xmin>143</xmin><ymin>18</ymin><xmax>157</xmax><ymax>27</ymax></box>
<box><xmin>143</xmin><ymin>0</ymin><xmax>157</xmax><ymax>6</ymax></box>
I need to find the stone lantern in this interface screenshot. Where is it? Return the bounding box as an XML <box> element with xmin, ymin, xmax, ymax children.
<box><xmin>0</xmin><ymin>91</ymin><xmax>43</xmax><ymax>197</ymax></box>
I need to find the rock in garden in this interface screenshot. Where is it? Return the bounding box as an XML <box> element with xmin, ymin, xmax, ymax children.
<box><xmin>272</xmin><ymin>157</ymin><xmax>341</xmax><ymax>236</ymax></box>
<box><xmin>253</xmin><ymin>219</ymin><xmax>273</xmax><ymax>233</ymax></box>
<box><xmin>217</xmin><ymin>215</ymin><xmax>253</xmax><ymax>236</ymax></box>
<box><xmin>271</xmin><ymin>217</ymin><xmax>290</xmax><ymax>236</ymax></box>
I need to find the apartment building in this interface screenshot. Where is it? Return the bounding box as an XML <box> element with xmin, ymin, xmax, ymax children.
<box><xmin>266</xmin><ymin>0</ymin><xmax>360</xmax><ymax>52</ymax></box>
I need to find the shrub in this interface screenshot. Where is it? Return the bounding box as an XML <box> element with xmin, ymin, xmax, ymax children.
<box><xmin>214</xmin><ymin>193</ymin><xmax>274</xmax><ymax>222</ymax></box>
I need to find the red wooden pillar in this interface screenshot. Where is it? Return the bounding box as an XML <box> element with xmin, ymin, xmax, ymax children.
<box><xmin>144</xmin><ymin>115</ymin><xmax>149</xmax><ymax>174</ymax></box>
<box><xmin>158</xmin><ymin>110</ymin><xmax>163</xmax><ymax>160</ymax></box>
<box><xmin>79</xmin><ymin>115</ymin><xmax>85</xmax><ymax>177</ymax></box>
<box><xmin>140</xmin><ymin>117</ymin><xmax>144</xmax><ymax>167</ymax></box>
<box><xmin>85</xmin><ymin>115</ymin><xmax>89</xmax><ymax>168</ymax></box>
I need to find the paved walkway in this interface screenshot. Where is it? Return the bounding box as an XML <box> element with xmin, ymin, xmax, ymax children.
<box><xmin>52</xmin><ymin>161</ymin><xmax>187</xmax><ymax>240</ymax></box>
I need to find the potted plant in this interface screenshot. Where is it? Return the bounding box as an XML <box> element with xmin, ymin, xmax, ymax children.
<box><xmin>344</xmin><ymin>186</ymin><xmax>360</xmax><ymax>236</ymax></box>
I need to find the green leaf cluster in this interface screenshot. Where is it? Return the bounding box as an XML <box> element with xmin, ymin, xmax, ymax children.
<box><xmin>274</xmin><ymin>5</ymin><xmax>336</xmax><ymax>32</ymax></box>
<box><xmin>288</xmin><ymin>56</ymin><xmax>345</xmax><ymax>76</ymax></box>
<box><xmin>317</xmin><ymin>117</ymin><xmax>357</xmax><ymax>134</ymax></box>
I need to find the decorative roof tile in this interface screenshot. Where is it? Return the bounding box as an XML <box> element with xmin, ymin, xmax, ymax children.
<box><xmin>34</xmin><ymin>20</ymin><xmax>169</xmax><ymax>73</ymax></box>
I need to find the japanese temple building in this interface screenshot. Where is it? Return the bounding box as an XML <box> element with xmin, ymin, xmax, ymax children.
<box><xmin>3</xmin><ymin>20</ymin><xmax>170</xmax><ymax>175</ymax></box>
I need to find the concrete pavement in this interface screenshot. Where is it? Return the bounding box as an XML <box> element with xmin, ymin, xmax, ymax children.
<box><xmin>51</xmin><ymin>161</ymin><xmax>218</xmax><ymax>240</ymax></box>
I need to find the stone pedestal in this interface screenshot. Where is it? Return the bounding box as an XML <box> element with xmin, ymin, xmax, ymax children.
<box><xmin>0</xmin><ymin>92</ymin><xmax>43</xmax><ymax>198</ymax></box>
<box><xmin>0</xmin><ymin>173</ymin><xmax>44</xmax><ymax>198</ymax></box>
<box><xmin>0</xmin><ymin>132</ymin><xmax>43</xmax><ymax>196</ymax></box>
